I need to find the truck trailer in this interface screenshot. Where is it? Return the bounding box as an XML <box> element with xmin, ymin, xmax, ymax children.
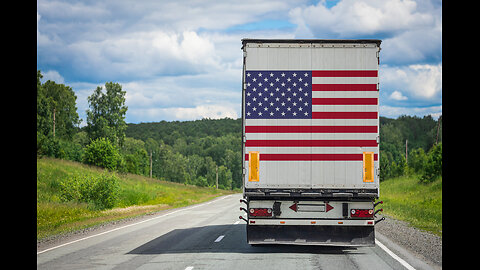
<box><xmin>239</xmin><ymin>39</ymin><xmax>384</xmax><ymax>247</ymax></box>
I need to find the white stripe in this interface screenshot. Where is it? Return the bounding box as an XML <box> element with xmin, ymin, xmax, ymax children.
<box><xmin>214</xmin><ymin>235</ymin><xmax>225</xmax><ymax>242</ymax></box>
<box><xmin>375</xmin><ymin>239</ymin><xmax>416</xmax><ymax>270</ymax></box>
<box><xmin>245</xmin><ymin>147</ymin><xmax>378</xmax><ymax>154</ymax></box>
<box><xmin>312</xmin><ymin>105</ymin><xmax>378</xmax><ymax>112</ymax></box>
<box><xmin>37</xmin><ymin>195</ymin><xmax>231</xmax><ymax>254</ymax></box>
<box><xmin>245</xmin><ymin>119</ymin><xmax>378</xmax><ymax>126</ymax></box>
<box><xmin>185</xmin><ymin>267</ymin><xmax>194</xmax><ymax>270</ymax></box>
<box><xmin>312</xmin><ymin>91</ymin><xmax>378</xmax><ymax>98</ymax></box>
<box><xmin>246</xmin><ymin>133</ymin><xmax>376</xmax><ymax>140</ymax></box>
<box><xmin>312</xmin><ymin>77</ymin><xmax>377</xmax><ymax>84</ymax></box>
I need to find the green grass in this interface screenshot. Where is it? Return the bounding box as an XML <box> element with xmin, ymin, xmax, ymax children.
<box><xmin>37</xmin><ymin>157</ymin><xmax>236</xmax><ymax>240</ymax></box>
<box><xmin>380</xmin><ymin>175</ymin><xmax>442</xmax><ymax>236</ymax></box>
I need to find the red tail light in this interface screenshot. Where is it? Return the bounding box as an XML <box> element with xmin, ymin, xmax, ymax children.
<box><xmin>249</xmin><ymin>208</ymin><xmax>272</xmax><ymax>217</ymax></box>
<box><xmin>350</xmin><ymin>209</ymin><xmax>374</xmax><ymax>218</ymax></box>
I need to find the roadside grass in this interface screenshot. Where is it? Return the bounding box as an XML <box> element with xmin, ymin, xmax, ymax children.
<box><xmin>380</xmin><ymin>174</ymin><xmax>442</xmax><ymax>236</ymax></box>
<box><xmin>37</xmin><ymin>157</ymin><xmax>236</xmax><ymax>240</ymax></box>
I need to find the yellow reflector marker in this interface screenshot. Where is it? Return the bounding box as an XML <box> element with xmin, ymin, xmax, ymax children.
<box><xmin>248</xmin><ymin>151</ymin><xmax>260</xmax><ymax>182</ymax></box>
<box><xmin>280</xmin><ymin>221</ymin><xmax>285</xmax><ymax>224</ymax></box>
<box><xmin>338</xmin><ymin>222</ymin><xmax>343</xmax><ymax>224</ymax></box>
<box><xmin>363</xmin><ymin>152</ymin><xmax>374</xmax><ymax>182</ymax></box>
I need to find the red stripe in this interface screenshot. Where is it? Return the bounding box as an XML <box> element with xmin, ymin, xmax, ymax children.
<box><xmin>312</xmin><ymin>70</ymin><xmax>378</xmax><ymax>77</ymax></box>
<box><xmin>246</xmin><ymin>140</ymin><xmax>377</xmax><ymax>147</ymax></box>
<box><xmin>245</xmin><ymin>153</ymin><xmax>378</xmax><ymax>161</ymax></box>
<box><xmin>245</xmin><ymin>126</ymin><xmax>378</xmax><ymax>133</ymax></box>
<box><xmin>312</xmin><ymin>112</ymin><xmax>377</xmax><ymax>119</ymax></box>
<box><xmin>312</xmin><ymin>84</ymin><xmax>377</xmax><ymax>91</ymax></box>
<box><xmin>312</xmin><ymin>98</ymin><xmax>378</xmax><ymax>105</ymax></box>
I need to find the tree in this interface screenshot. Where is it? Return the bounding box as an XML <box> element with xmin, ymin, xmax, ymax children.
<box><xmin>83</xmin><ymin>137</ymin><xmax>122</xmax><ymax>171</ymax></box>
<box><xmin>86</xmin><ymin>82</ymin><xmax>128</xmax><ymax>146</ymax></box>
<box><xmin>37</xmin><ymin>70</ymin><xmax>80</xmax><ymax>140</ymax></box>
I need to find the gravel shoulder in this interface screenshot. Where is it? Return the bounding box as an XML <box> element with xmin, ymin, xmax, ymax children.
<box><xmin>376</xmin><ymin>215</ymin><xmax>442</xmax><ymax>269</ymax></box>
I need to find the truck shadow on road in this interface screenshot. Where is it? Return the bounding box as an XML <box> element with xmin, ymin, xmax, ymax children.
<box><xmin>128</xmin><ymin>224</ymin><xmax>363</xmax><ymax>255</ymax></box>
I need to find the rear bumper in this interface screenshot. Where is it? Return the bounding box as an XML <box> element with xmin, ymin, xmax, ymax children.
<box><xmin>247</xmin><ymin>224</ymin><xmax>375</xmax><ymax>247</ymax></box>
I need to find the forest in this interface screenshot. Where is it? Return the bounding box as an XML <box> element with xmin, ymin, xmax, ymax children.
<box><xmin>37</xmin><ymin>70</ymin><xmax>442</xmax><ymax>190</ymax></box>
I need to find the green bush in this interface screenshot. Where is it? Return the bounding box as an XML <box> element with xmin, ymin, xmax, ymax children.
<box><xmin>420</xmin><ymin>143</ymin><xmax>442</xmax><ymax>184</ymax></box>
<box><xmin>83</xmin><ymin>137</ymin><xmax>122</xmax><ymax>170</ymax></box>
<box><xmin>60</xmin><ymin>173</ymin><xmax>119</xmax><ymax>210</ymax></box>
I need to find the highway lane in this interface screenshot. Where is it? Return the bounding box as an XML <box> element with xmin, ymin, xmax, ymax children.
<box><xmin>37</xmin><ymin>194</ymin><xmax>434</xmax><ymax>270</ymax></box>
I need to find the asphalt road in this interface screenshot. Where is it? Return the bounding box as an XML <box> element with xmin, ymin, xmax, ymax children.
<box><xmin>37</xmin><ymin>194</ymin><xmax>436</xmax><ymax>270</ymax></box>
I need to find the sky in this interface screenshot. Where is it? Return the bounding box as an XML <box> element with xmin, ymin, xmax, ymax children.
<box><xmin>37</xmin><ymin>0</ymin><xmax>442</xmax><ymax>125</ymax></box>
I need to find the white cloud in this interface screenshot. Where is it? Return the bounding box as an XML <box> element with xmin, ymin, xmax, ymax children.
<box><xmin>129</xmin><ymin>105</ymin><xmax>239</xmax><ymax>122</ymax></box>
<box><xmin>381</xmin><ymin>63</ymin><xmax>441</xmax><ymax>100</ymax></box>
<box><xmin>389</xmin><ymin>90</ymin><xmax>408</xmax><ymax>101</ymax></box>
<box><xmin>41</xmin><ymin>70</ymin><xmax>65</xmax><ymax>84</ymax></box>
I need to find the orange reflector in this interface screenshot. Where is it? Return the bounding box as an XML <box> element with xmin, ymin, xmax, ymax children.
<box><xmin>280</xmin><ymin>221</ymin><xmax>285</xmax><ymax>224</ymax></box>
<box><xmin>311</xmin><ymin>221</ymin><xmax>316</xmax><ymax>224</ymax></box>
<box><xmin>338</xmin><ymin>221</ymin><xmax>343</xmax><ymax>224</ymax></box>
<box><xmin>367</xmin><ymin>221</ymin><xmax>373</xmax><ymax>225</ymax></box>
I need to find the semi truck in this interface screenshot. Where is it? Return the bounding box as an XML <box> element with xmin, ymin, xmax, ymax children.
<box><xmin>239</xmin><ymin>39</ymin><xmax>384</xmax><ymax>246</ymax></box>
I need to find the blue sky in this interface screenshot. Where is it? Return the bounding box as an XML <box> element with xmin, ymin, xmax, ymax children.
<box><xmin>37</xmin><ymin>0</ymin><xmax>442</xmax><ymax>125</ymax></box>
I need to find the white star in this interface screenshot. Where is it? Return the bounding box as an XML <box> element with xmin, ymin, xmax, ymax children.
<box><xmin>281</xmin><ymin>102</ymin><xmax>285</xmax><ymax>106</ymax></box>
<box><xmin>281</xmin><ymin>92</ymin><xmax>285</xmax><ymax>96</ymax></box>
<box><xmin>299</xmin><ymin>97</ymin><xmax>303</xmax><ymax>101</ymax></box>
<box><xmin>287</xmin><ymin>107</ymin><xmax>291</xmax><ymax>111</ymax></box>
<box><xmin>270</xmin><ymin>92</ymin><xmax>274</xmax><ymax>96</ymax></box>
<box><xmin>281</xmin><ymin>73</ymin><xmax>285</xmax><ymax>77</ymax></box>
<box><xmin>293</xmin><ymin>102</ymin><xmax>297</xmax><ymax>106</ymax></box>
<box><xmin>270</xmin><ymin>73</ymin><xmax>274</xmax><ymax>77</ymax></box>
<box><xmin>298</xmin><ymin>107</ymin><xmax>303</xmax><ymax>111</ymax></box>
<box><xmin>252</xmin><ymin>87</ymin><xmax>257</xmax><ymax>92</ymax></box>
<box><xmin>264</xmin><ymin>87</ymin><xmax>268</xmax><ymax>91</ymax></box>
<box><xmin>287</xmin><ymin>88</ymin><xmax>291</xmax><ymax>92</ymax></box>
<box><xmin>264</xmin><ymin>77</ymin><xmax>268</xmax><ymax>82</ymax></box>
<box><xmin>304</xmin><ymin>73</ymin><xmax>308</xmax><ymax>77</ymax></box>
<box><xmin>264</xmin><ymin>107</ymin><xmax>268</xmax><ymax>111</ymax></box>
<box><xmin>275</xmin><ymin>87</ymin><xmax>279</xmax><ymax>91</ymax></box>
<box><xmin>275</xmin><ymin>77</ymin><xmax>280</xmax><ymax>82</ymax></box>
<box><xmin>275</xmin><ymin>97</ymin><xmax>280</xmax><ymax>101</ymax></box>
<box><xmin>298</xmin><ymin>87</ymin><xmax>302</xmax><ymax>92</ymax></box>
<box><xmin>258</xmin><ymin>92</ymin><xmax>262</xmax><ymax>96</ymax></box>
<box><xmin>247</xmin><ymin>112</ymin><xmax>251</xmax><ymax>116</ymax></box>
<box><xmin>247</xmin><ymin>102</ymin><xmax>251</xmax><ymax>106</ymax></box>
<box><xmin>252</xmin><ymin>97</ymin><xmax>257</xmax><ymax>101</ymax></box>
<box><xmin>281</xmin><ymin>112</ymin><xmax>286</xmax><ymax>116</ymax></box>
<box><xmin>304</xmin><ymin>102</ymin><xmax>308</xmax><ymax>106</ymax></box>
<box><xmin>247</xmin><ymin>92</ymin><xmax>251</xmax><ymax>96</ymax></box>
<box><xmin>247</xmin><ymin>73</ymin><xmax>251</xmax><ymax>77</ymax></box>
<box><xmin>258</xmin><ymin>112</ymin><xmax>262</xmax><ymax>116</ymax></box>
<box><xmin>293</xmin><ymin>82</ymin><xmax>297</xmax><ymax>87</ymax></box>
<box><xmin>270</xmin><ymin>102</ymin><xmax>274</xmax><ymax>106</ymax></box>
<box><xmin>258</xmin><ymin>73</ymin><xmax>262</xmax><ymax>77</ymax></box>
<box><xmin>298</xmin><ymin>78</ymin><xmax>303</xmax><ymax>82</ymax></box>
<box><xmin>253</xmin><ymin>107</ymin><xmax>257</xmax><ymax>111</ymax></box>
<box><xmin>281</xmin><ymin>82</ymin><xmax>285</xmax><ymax>87</ymax></box>
<box><xmin>293</xmin><ymin>73</ymin><xmax>297</xmax><ymax>77</ymax></box>
<box><xmin>275</xmin><ymin>107</ymin><xmax>280</xmax><ymax>111</ymax></box>
<box><xmin>287</xmin><ymin>78</ymin><xmax>291</xmax><ymax>82</ymax></box>
<box><xmin>264</xmin><ymin>97</ymin><xmax>268</xmax><ymax>101</ymax></box>
<box><xmin>258</xmin><ymin>82</ymin><xmax>262</xmax><ymax>87</ymax></box>
<box><xmin>270</xmin><ymin>82</ymin><xmax>273</xmax><ymax>87</ymax></box>
<box><xmin>304</xmin><ymin>92</ymin><xmax>308</xmax><ymax>96</ymax></box>
<box><xmin>252</xmin><ymin>78</ymin><xmax>256</xmax><ymax>82</ymax></box>
<box><xmin>287</xmin><ymin>97</ymin><xmax>291</xmax><ymax>101</ymax></box>
<box><xmin>304</xmin><ymin>112</ymin><xmax>308</xmax><ymax>116</ymax></box>
<box><xmin>293</xmin><ymin>92</ymin><xmax>297</xmax><ymax>96</ymax></box>
<box><xmin>304</xmin><ymin>82</ymin><xmax>308</xmax><ymax>87</ymax></box>
<box><xmin>247</xmin><ymin>82</ymin><xmax>251</xmax><ymax>87</ymax></box>
<box><xmin>270</xmin><ymin>112</ymin><xmax>274</xmax><ymax>116</ymax></box>
<box><xmin>258</xmin><ymin>102</ymin><xmax>262</xmax><ymax>106</ymax></box>
<box><xmin>293</xmin><ymin>112</ymin><xmax>297</xmax><ymax>116</ymax></box>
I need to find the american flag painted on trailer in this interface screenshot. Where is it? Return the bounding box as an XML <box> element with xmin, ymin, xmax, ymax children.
<box><xmin>244</xmin><ymin>70</ymin><xmax>378</xmax><ymax>162</ymax></box>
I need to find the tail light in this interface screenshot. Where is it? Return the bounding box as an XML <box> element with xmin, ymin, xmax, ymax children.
<box><xmin>350</xmin><ymin>209</ymin><xmax>374</xmax><ymax>218</ymax></box>
<box><xmin>249</xmin><ymin>208</ymin><xmax>272</xmax><ymax>217</ymax></box>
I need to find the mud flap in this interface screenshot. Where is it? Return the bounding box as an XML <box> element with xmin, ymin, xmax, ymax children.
<box><xmin>247</xmin><ymin>225</ymin><xmax>375</xmax><ymax>247</ymax></box>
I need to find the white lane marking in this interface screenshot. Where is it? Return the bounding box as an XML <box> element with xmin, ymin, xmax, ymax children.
<box><xmin>37</xmin><ymin>195</ymin><xmax>233</xmax><ymax>255</ymax></box>
<box><xmin>214</xmin><ymin>235</ymin><xmax>225</xmax><ymax>243</ymax></box>
<box><xmin>375</xmin><ymin>239</ymin><xmax>416</xmax><ymax>270</ymax></box>
<box><xmin>185</xmin><ymin>267</ymin><xmax>194</xmax><ymax>270</ymax></box>
<box><xmin>234</xmin><ymin>220</ymin><xmax>240</xmax><ymax>225</ymax></box>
